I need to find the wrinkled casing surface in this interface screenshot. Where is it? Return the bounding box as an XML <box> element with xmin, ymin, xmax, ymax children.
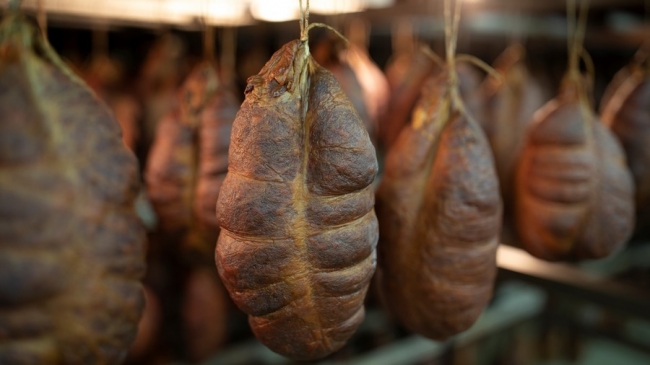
<box><xmin>0</xmin><ymin>18</ymin><xmax>145</xmax><ymax>365</ymax></box>
<box><xmin>146</xmin><ymin>63</ymin><xmax>237</xmax><ymax>242</ymax></box>
<box><xmin>216</xmin><ymin>40</ymin><xmax>378</xmax><ymax>360</ymax></box>
<box><xmin>601</xmin><ymin>72</ymin><xmax>650</xmax><ymax>233</ymax></box>
<box><xmin>377</xmin><ymin>74</ymin><xmax>501</xmax><ymax>340</ymax></box>
<box><xmin>516</xmin><ymin>89</ymin><xmax>635</xmax><ymax>260</ymax></box>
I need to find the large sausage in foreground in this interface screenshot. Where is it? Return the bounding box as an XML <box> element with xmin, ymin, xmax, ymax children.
<box><xmin>215</xmin><ymin>39</ymin><xmax>378</xmax><ymax>360</ymax></box>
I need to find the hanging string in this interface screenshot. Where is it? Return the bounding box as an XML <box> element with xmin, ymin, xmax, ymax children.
<box><xmin>441</xmin><ymin>0</ymin><xmax>502</xmax><ymax>113</ymax></box>
<box><xmin>299</xmin><ymin>0</ymin><xmax>309</xmax><ymax>41</ymax></box>
<box><xmin>443</xmin><ymin>0</ymin><xmax>453</xmax><ymax>75</ymax></box>
<box><xmin>306</xmin><ymin>23</ymin><xmax>349</xmax><ymax>46</ymax></box>
<box><xmin>567</xmin><ymin>0</ymin><xmax>589</xmax><ymax>79</ymax></box>
<box><xmin>564</xmin><ymin>0</ymin><xmax>595</xmax><ymax>140</ymax></box>
<box><xmin>564</xmin><ymin>0</ymin><xmax>593</xmax><ymax>109</ymax></box>
<box><xmin>444</xmin><ymin>0</ymin><xmax>460</xmax><ymax>106</ymax></box>
<box><xmin>456</xmin><ymin>54</ymin><xmax>503</xmax><ymax>80</ymax></box>
<box><xmin>298</xmin><ymin>0</ymin><xmax>349</xmax><ymax>46</ymax></box>
<box><xmin>574</xmin><ymin>0</ymin><xmax>589</xmax><ymax>68</ymax></box>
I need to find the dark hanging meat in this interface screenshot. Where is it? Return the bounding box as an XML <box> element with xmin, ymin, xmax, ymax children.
<box><xmin>215</xmin><ymin>39</ymin><xmax>378</xmax><ymax>360</ymax></box>
<box><xmin>378</xmin><ymin>46</ymin><xmax>483</xmax><ymax>151</ymax></box>
<box><xmin>376</xmin><ymin>71</ymin><xmax>501</xmax><ymax>340</ymax></box>
<box><xmin>601</xmin><ymin>60</ymin><xmax>650</xmax><ymax>235</ymax></box>
<box><xmin>515</xmin><ymin>77</ymin><xmax>635</xmax><ymax>260</ymax></box>
<box><xmin>479</xmin><ymin>45</ymin><xmax>546</xmax><ymax>242</ymax></box>
<box><xmin>0</xmin><ymin>14</ymin><xmax>145</xmax><ymax>364</ymax></box>
<box><xmin>145</xmin><ymin>61</ymin><xmax>237</xmax><ymax>360</ymax></box>
<box><xmin>146</xmin><ymin>61</ymin><xmax>237</xmax><ymax>249</ymax></box>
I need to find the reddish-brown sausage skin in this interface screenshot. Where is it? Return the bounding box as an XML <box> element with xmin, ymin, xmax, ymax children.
<box><xmin>377</xmin><ymin>73</ymin><xmax>501</xmax><ymax>340</ymax></box>
<box><xmin>216</xmin><ymin>40</ymin><xmax>378</xmax><ymax>360</ymax></box>
<box><xmin>0</xmin><ymin>15</ymin><xmax>145</xmax><ymax>365</ymax></box>
<box><xmin>516</xmin><ymin>82</ymin><xmax>635</xmax><ymax>260</ymax></box>
<box><xmin>602</xmin><ymin>68</ymin><xmax>650</xmax><ymax>235</ymax></box>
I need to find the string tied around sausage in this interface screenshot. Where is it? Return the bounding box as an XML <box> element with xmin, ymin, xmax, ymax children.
<box><xmin>439</xmin><ymin>0</ymin><xmax>502</xmax><ymax>121</ymax></box>
<box><xmin>565</xmin><ymin>0</ymin><xmax>593</xmax><ymax>108</ymax></box>
<box><xmin>298</xmin><ymin>0</ymin><xmax>349</xmax><ymax>47</ymax></box>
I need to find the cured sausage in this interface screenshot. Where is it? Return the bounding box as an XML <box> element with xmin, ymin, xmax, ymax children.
<box><xmin>215</xmin><ymin>39</ymin><xmax>378</xmax><ymax>360</ymax></box>
<box><xmin>0</xmin><ymin>14</ymin><xmax>145</xmax><ymax>364</ymax></box>
<box><xmin>377</xmin><ymin>71</ymin><xmax>501</xmax><ymax>340</ymax></box>
<box><xmin>601</xmin><ymin>59</ymin><xmax>650</xmax><ymax>236</ymax></box>
<box><xmin>516</xmin><ymin>77</ymin><xmax>635</xmax><ymax>260</ymax></box>
<box><xmin>146</xmin><ymin>62</ymin><xmax>238</xmax><ymax>253</ymax></box>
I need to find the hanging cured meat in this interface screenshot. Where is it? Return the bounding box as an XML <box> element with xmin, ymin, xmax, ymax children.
<box><xmin>479</xmin><ymin>45</ymin><xmax>546</xmax><ymax>242</ymax></box>
<box><xmin>377</xmin><ymin>0</ymin><xmax>500</xmax><ymax>340</ymax></box>
<box><xmin>215</xmin><ymin>36</ymin><xmax>378</xmax><ymax>360</ymax></box>
<box><xmin>601</xmin><ymin>53</ymin><xmax>650</xmax><ymax>236</ymax></box>
<box><xmin>146</xmin><ymin>61</ymin><xmax>237</xmax><ymax>250</ymax></box>
<box><xmin>515</xmin><ymin>3</ymin><xmax>635</xmax><ymax>261</ymax></box>
<box><xmin>146</xmin><ymin>60</ymin><xmax>237</xmax><ymax>361</ymax></box>
<box><xmin>377</xmin><ymin>71</ymin><xmax>501</xmax><ymax>340</ymax></box>
<box><xmin>515</xmin><ymin>76</ymin><xmax>635</xmax><ymax>260</ymax></box>
<box><xmin>0</xmin><ymin>12</ymin><xmax>145</xmax><ymax>364</ymax></box>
